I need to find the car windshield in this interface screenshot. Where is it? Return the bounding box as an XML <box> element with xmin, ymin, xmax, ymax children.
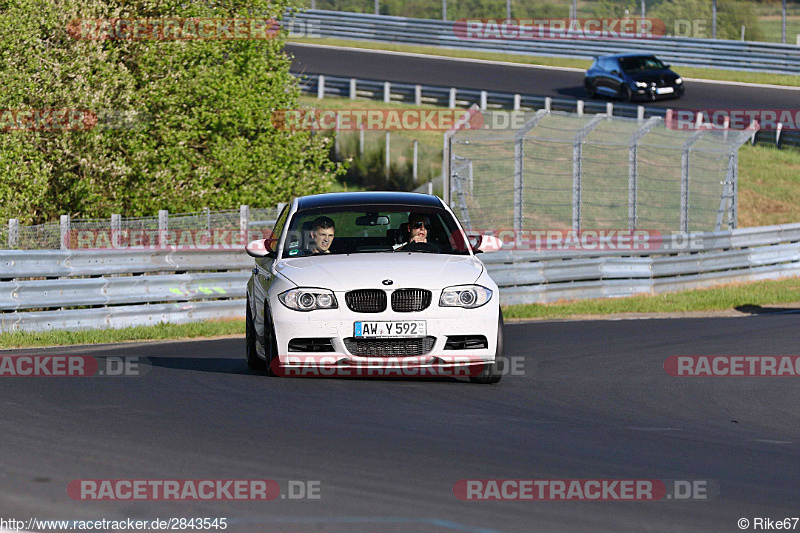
<box><xmin>280</xmin><ymin>205</ymin><xmax>470</xmax><ymax>258</ymax></box>
<box><xmin>619</xmin><ymin>56</ymin><xmax>666</xmax><ymax>73</ymax></box>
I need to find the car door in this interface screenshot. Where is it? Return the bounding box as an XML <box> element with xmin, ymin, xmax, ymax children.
<box><xmin>251</xmin><ymin>203</ymin><xmax>289</xmax><ymax>334</ymax></box>
<box><xmin>596</xmin><ymin>58</ymin><xmax>621</xmax><ymax>95</ymax></box>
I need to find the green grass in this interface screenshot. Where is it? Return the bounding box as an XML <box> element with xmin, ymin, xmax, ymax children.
<box><xmin>289</xmin><ymin>36</ymin><xmax>800</xmax><ymax>87</ymax></box>
<box><xmin>503</xmin><ymin>277</ymin><xmax>800</xmax><ymax>319</ymax></box>
<box><xmin>0</xmin><ymin>319</ymin><xmax>244</xmax><ymax>349</ymax></box>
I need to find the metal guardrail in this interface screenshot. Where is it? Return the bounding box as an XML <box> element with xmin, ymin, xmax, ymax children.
<box><xmin>296</xmin><ymin>73</ymin><xmax>800</xmax><ymax>150</ymax></box>
<box><xmin>482</xmin><ymin>222</ymin><xmax>800</xmax><ymax>305</ymax></box>
<box><xmin>1</xmin><ymin>223</ymin><xmax>799</xmax><ymax>331</ymax></box>
<box><xmin>288</xmin><ymin>10</ymin><xmax>800</xmax><ymax>74</ymax></box>
<box><xmin>0</xmin><ymin>249</ymin><xmax>250</xmax><ymax>333</ymax></box>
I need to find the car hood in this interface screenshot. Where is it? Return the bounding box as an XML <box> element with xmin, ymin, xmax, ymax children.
<box><xmin>626</xmin><ymin>69</ymin><xmax>679</xmax><ymax>83</ymax></box>
<box><xmin>275</xmin><ymin>253</ymin><xmax>484</xmax><ymax>291</ymax></box>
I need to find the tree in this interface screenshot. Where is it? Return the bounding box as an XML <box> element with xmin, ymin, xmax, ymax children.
<box><xmin>0</xmin><ymin>0</ymin><xmax>342</xmax><ymax>223</ymax></box>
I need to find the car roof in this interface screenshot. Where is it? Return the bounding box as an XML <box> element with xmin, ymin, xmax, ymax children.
<box><xmin>597</xmin><ymin>53</ymin><xmax>658</xmax><ymax>60</ymax></box>
<box><xmin>296</xmin><ymin>191</ymin><xmax>443</xmax><ymax>210</ymax></box>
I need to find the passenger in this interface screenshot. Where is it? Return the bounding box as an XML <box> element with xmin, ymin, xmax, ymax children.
<box><xmin>310</xmin><ymin>216</ymin><xmax>335</xmax><ymax>254</ymax></box>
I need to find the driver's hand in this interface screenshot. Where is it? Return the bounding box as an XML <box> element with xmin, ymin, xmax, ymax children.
<box><xmin>411</xmin><ymin>235</ymin><xmax>426</xmax><ymax>243</ymax></box>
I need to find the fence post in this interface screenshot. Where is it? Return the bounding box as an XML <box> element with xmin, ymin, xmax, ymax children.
<box><xmin>680</xmin><ymin>131</ymin><xmax>703</xmax><ymax>233</ymax></box>
<box><xmin>544</xmin><ymin>97</ymin><xmax>551</xmax><ymax>112</ymax></box>
<box><xmin>385</xmin><ymin>131</ymin><xmax>391</xmax><ymax>181</ymax></box>
<box><xmin>576</xmin><ymin>100</ymin><xmax>584</xmax><ymax>116</ymax></box>
<box><xmin>776</xmin><ymin>122</ymin><xmax>783</xmax><ymax>147</ymax></box>
<box><xmin>60</xmin><ymin>214</ymin><xmax>70</xmax><ymax>250</ymax></box>
<box><xmin>572</xmin><ymin>115</ymin><xmax>605</xmax><ymax>232</ymax></box>
<box><xmin>412</xmin><ymin>139</ymin><xmax>418</xmax><ymax>182</ymax></box>
<box><xmin>628</xmin><ymin>116</ymin><xmax>659</xmax><ymax>231</ymax></box>
<box><xmin>480</xmin><ymin>91</ymin><xmax>487</xmax><ymax>110</ymax></box>
<box><xmin>240</xmin><ymin>205</ymin><xmax>249</xmax><ymax>244</ymax></box>
<box><xmin>606</xmin><ymin>102</ymin><xmax>613</xmax><ymax>116</ymax></box>
<box><xmin>383</xmin><ymin>81</ymin><xmax>391</xmax><ymax>103</ymax></box>
<box><xmin>637</xmin><ymin>105</ymin><xmax>645</xmax><ymax>121</ymax></box>
<box><xmin>334</xmin><ymin>113</ymin><xmax>340</xmax><ymax>158</ymax></box>
<box><xmin>317</xmin><ymin>75</ymin><xmax>325</xmax><ymax>99</ymax></box>
<box><xmin>158</xmin><ymin>209</ymin><xmax>169</xmax><ymax>247</ymax></box>
<box><xmin>359</xmin><ymin>124</ymin><xmax>365</xmax><ymax>156</ymax></box>
<box><xmin>111</xmin><ymin>213</ymin><xmax>121</xmax><ymax>248</ymax></box>
<box><xmin>513</xmin><ymin>94</ymin><xmax>521</xmax><ymax>111</ymax></box>
<box><xmin>8</xmin><ymin>219</ymin><xmax>18</xmax><ymax>249</ymax></box>
<box><xmin>449</xmin><ymin>88</ymin><xmax>456</xmax><ymax>109</ymax></box>
<box><xmin>415</xmin><ymin>84</ymin><xmax>422</xmax><ymax>106</ymax></box>
<box><xmin>349</xmin><ymin>78</ymin><xmax>357</xmax><ymax>99</ymax></box>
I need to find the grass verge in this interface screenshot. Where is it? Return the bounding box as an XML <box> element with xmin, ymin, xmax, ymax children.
<box><xmin>288</xmin><ymin>37</ymin><xmax>800</xmax><ymax>88</ymax></box>
<box><xmin>0</xmin><ymin>319</ymin><xmax>244</xmax><ymax>349</ymax></box>
<box><xmin>503</xmin><ymin>277</ymin><xmax>800</xmax><ymax>319</ymax></box>
<box><xmin>2</xmin><ymin>278</ymin><xmax>799</xmax><ymax>348</ymax></box>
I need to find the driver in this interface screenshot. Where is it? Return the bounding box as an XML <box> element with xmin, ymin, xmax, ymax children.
<box><xmin>310</xmin><ymin>216</ymin><xmax>335</xmax><ymax>254</ymax></box>
<box><xmin>394</xmin><ymin>213</ymin><xmax>432</xmax><ymax>250</ymax></box>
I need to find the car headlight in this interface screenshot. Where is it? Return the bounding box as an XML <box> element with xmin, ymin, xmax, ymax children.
<box><xmin>439</xmin><ymin>285</ymin><xmax>493</xmax><ymax>309</ymax></box>
<box><xmin>635</xmin><ymin>81</ymin><xmax>648</xmax><ymax>88</ymax></box>
<box><xmin>675</xmin><ymin>78</ymin><xmax>683</xmax><ymax>85</ymax></box>
<box><xmin>279</xmin><ymin>288</ymin><xmax>338</xmax><ymax>311</ymax></box>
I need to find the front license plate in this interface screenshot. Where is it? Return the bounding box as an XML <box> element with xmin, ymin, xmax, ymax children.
<box><xmin>656</xmin><ymin>87</ymin><xmax>674</xmax><ymax>94</ymax></box>
<box><xmin>354</xmin><ymin>321</ymin><xmax>427</xmax><ymax>338</ymax></box>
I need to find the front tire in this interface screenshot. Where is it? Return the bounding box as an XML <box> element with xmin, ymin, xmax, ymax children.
<box><xmin>621</xmin><ymin>85</ymin><xmax>634</xmax><ymax>102</ymax></box>
<box><xmin>246</xmin><ymin>298</ymin><xmax>266</xmax><ymax>371</ymax></box>
<box><xmin>263</xmin><ymin>303</ymin><xmax>280</xmax><ymax>377</ymax></box>
<box><xmin>470</xmin><ymin>310</ymin><xmax>504</xmax><ymax>384</ymax></box>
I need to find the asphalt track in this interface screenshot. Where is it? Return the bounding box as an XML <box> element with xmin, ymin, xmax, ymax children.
<box><xmin>1</xmin><ymin>315</ymin><xmax>799</xmax><ymax>532</ymax></box>
<box><xmin>286</xmin><ymin>43</ymin><xmax>800</xmax><ymax>110</ymax></box>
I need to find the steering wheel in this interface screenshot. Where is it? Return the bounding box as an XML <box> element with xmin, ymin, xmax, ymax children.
<box><xmin>399</xmin><ymin>241</ymin><xmax>440</xmax><ymax>253</ymax></box>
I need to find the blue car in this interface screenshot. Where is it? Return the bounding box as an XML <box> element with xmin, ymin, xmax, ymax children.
<box><xmin>584</xmin><ymin>54</ymin><xmax>684</xmax><ymax>102</ymax></box>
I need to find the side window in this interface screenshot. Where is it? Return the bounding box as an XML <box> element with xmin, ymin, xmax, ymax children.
<box><xmin>269</xmin><ymin>204</ymin><xmax>289</xmax><ymax>253</ymax></box>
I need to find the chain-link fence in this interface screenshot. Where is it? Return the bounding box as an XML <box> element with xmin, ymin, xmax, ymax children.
<box><xmin>446</xmin><ymin>110</ymin><xmax>757</xmax><ymax>233</ymax></box>
<box><xmin>2</xmin><ymin>205</ymin><xmax>284</xmax><ymax>250</ymax></box>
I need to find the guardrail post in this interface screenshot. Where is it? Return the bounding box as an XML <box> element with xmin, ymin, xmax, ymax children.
<box><xmin>415</xmin><ymin>84</ymin><xmax>422</xmax><ymax>106</ymax></box>
<box><xmin>60</xmin><ymin>214</ymin><xmax>70</xmax><ymax>250</ymax></box>
<box><xmin>544</xmin><ymin>97</ymin><xmax>551</xmax><ymax>112</ymax></box>
<box><xmin>158</xmin><ymin>209</ymin><xmax>169</xmax><ymax>247</ymax></box>
<box><xmin>349</xmin><ymin>78</ymin><xmax>357</xmax><ymax>99</ymax></box>
<box><xmin>359</xmin><ymin>124</ymin><xmax>365</xmax><ymax>156</ymax></box>
<box><xmin>383</xmin><ymin>81</ymin><xmax>391</xmax><ymax>103</ymax></box>
<box><xmin>637</xmin><ymin>105</ymin><xmax>645</xmax><ymax>121</ymax></box>
<box><xmin>576</xmin><ymin>100</ymin><xmax>584</xmax><ymax>116</ymax></box>
<box><xmin>385</xmin><ymin>131</ymin><xmax>391</xmax><ymax>181</ymax></box>
<box><xmin>317</xmin><ymin>75</ymin><xmax>325</xmax><ymax>99</ymax></box>
<box><xmin>8</xmin><ymin>219</ymin><xmax>18</xmax><ymax>249</ymax></box>
<box><xmin>513</xmin><ymin>94</ymin><xmax>521</xmax><ymax>111</ymax></box>
<box><xmin>449</xmin><ymin>88</ymin><xmax>456</xmax><ymax>109</ymax></box>
<box><xmin>412</xmin><ymin>139</ymin><xmax>418</xmax><ymax>181</ymax></box>
<box><xmin>606</xmin><ymin>102</ymin><xmax>613</xmax><ymax>117</ymax></box>
<box><xmin>111</xmin><ymin>214</ymin><xmax>121</xmax><ymax>248</ymax></box>
<box><xmin>776</xmin><ymin>122</ymin><xmax>783</xmax><ymax>147</ymax></box>
<box><xmin>480</xmin><ymin>91</ymin><xmax>487</xmax><ymax>110</ymax></box>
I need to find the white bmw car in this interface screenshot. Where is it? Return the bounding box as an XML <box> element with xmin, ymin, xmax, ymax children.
<box><xmin>244</xmin><ymin>192</ymin><xmax>504</xmax><ymax>383</ymax></box>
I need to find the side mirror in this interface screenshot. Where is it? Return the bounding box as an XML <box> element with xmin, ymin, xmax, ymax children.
<box><xmin>246</xmin><ymin>238</ymin><xmax>277</xmax><ymax>258</ymax></box>
<box><xmin>467</xmin><ymin>234</ymin><xmax>503</xmax><ymax>253</ymax></box>
<box><xmin>611</xmin><ymin>70</ymin><xmax>620</xmax><ymax>76</ymax></box>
